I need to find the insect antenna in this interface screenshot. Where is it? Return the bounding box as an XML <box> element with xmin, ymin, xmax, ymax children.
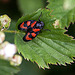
<box><xmin>38</xmin><ymin>12</ymin><xmax>42</xmax><ymax>21</ymax></box>
<box><xmin>38</xmin><ymin>12</ymin><xmax>51</xmax><ymax>32</ymax></box>
<box><xmin>43</xmin><ymin>29</ymin><xmax>51</xmax><ymax>31</ymax></box>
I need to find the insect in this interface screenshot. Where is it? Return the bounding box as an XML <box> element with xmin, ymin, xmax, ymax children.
<box><xmin>18</xmin><ymin>12</ymin><xmax>50</xmax><ymax>42</ymax></box>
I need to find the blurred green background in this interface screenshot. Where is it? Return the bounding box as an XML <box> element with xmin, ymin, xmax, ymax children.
<box><xmin>0</xmin><ymin>0</ymin><xmax>75</xmax><ymax>75</ymax></box>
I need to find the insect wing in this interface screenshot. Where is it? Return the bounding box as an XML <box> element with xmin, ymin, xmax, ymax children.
<box><xmin>23</xmin><ymin>32</ymin><xmax>39</xmax><ymax>42</ymax></box>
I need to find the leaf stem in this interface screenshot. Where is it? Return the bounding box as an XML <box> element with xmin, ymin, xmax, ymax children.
<box><xmin>3</xmin><ymin>30</ymin><xmax>24</xmax><ymax>34</ymax></box>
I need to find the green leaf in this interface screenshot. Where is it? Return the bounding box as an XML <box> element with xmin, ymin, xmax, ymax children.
<box><xmin>0</xmin><ymin>59</ymin><xmax>19</xmax><ymax>75</ymax></box>
<box><xmin>15</xmin><ymin>9</ymin><xmax>75</xmax><ymax>69</ymax></box>
<box><xmin>18</xmin><ymin>0</ymin><xmax>47</xmax><ymax>15</ymax></box>
<box><xmin>47</xmin><ymin>0</ymin><xmax>75</xmax><ymax>28</ymax></box>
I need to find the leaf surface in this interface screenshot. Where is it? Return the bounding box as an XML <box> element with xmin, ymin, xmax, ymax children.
<box><xmin>47</xmin><ymin>0</ymin><xmax>75</xmax><ymax>28</ymax></box>
<box><xmin>15</xmin><ymin>9</ymin><xmax>75</xmax><ymax>68</ymax></box>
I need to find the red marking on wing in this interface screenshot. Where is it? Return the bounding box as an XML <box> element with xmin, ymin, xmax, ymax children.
<box><xmin>31</xmin><ymin>21</ymin><xmax>37</xmax><ymax>28</ymax></box>
<box><xmin>27</xmin><ymin>21</ymin><xmax>31</xmax><ymax>26</ymax></box>
<box><xmin>33</xmin><ymin>29</ymin><xmax>40</xmax><ymax>32</ymax></box>
<box><xmin>26</xmin><ymin>33</ymin><xmax>32</xmax><ymax>40</ymax></box>
<box><xmin>31</xmin><ymin>33</ymin><xmax>36</xmax><ymax>37</ymax></box>
<box><xmin>20</xmin><ymin>22</ymin><xmax>27</xmax><ymax>29</ymax></box>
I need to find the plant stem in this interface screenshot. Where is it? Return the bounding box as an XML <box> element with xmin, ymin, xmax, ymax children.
<box><xmin>3</xmin><ymin>30</ymin><xmax>24</xmax><ymax>34</ymax></box>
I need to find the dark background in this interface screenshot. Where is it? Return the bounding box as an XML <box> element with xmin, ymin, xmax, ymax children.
<box><xmin>0</xmin><ymin>0</ymin><xmax>75</xmax><ymax>75</ymax></box>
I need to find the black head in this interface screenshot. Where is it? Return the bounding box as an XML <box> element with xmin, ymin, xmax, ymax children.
<box><xmin>35</xmin><ymin>21</ymin><xmax>44</xmax><ymax>29</ymax></box>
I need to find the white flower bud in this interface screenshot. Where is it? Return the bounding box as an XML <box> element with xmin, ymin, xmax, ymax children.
<box><xmin>0</xmin><ymin>32</ymin><xmax>5</xmax><ymax>43</ymax></box>
<box><xmin>0</xmin><ymin>14</ymin><xmax>11</xmax><ymax>30</ymax></box>
<box><xmin>0</xmin><ymin>49</ymin><xmax>4</xmax><ymax>56</ymax></box>
<box><xmin>10</xmin><ymin>55</ymin><xmax>22</xmax><ymax>66</ymax></box>
<box><xmin>3</xmin><ymin>44</ymin><xmax>17</xmax><ymax>59</ymax></box>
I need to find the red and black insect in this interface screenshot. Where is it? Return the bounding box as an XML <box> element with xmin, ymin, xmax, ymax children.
<box><xmin>18</xmin><ymin>13</ymin><xmax>50</xmax><ymax>42</ymax></box>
